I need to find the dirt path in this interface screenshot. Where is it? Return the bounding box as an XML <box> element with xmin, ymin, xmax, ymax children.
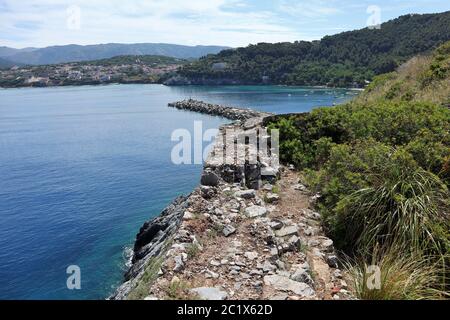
<box><xmin>146</xmin><ymin>168</ymin><xmax>351</xmax><ymax>300</ymax></box>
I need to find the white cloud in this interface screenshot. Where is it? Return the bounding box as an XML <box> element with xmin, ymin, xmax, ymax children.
<box><xmin>0</xmin><ymin>1</ymin><xmax>448</xmax><ymax>48</ymax></box>
<box><xmin>0</xmin><ymin>0</ymin><xmax>303</xmax><ymax>48</ymax></box>
<box><xmin>279</xmin><ymin>0</ymin><xmax>342</xmax><ymax>18</ymax></box>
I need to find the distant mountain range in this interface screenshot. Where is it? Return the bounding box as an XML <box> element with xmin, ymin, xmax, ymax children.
<box><xmin>0</xmin><ymin>57</ymin><xmax>20</xmax><ymax>69</ymax></box>
<box><xmin>0</xmin><ymin>43</ymin><xmax>230</xmax><ymax>66</ymax></box>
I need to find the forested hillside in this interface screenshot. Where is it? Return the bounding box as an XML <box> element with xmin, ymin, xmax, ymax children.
<box><xmin>175</xmin><ymin>11</ymin><xmax>450</xmax><ymax>87</ymax></box>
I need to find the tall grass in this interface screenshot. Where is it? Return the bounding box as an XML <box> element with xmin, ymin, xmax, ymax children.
<box><xmin>338</xmin><ymin>152</ymin><xmax>449</xmax><ymax>300</ymax></box>
<box><xmin>336</xmin><ymin>155</ymin><xmax>449</xmax><ymax>256</ymax></box>
<box><xmin>345</xmin><ymin>247</ymin><xmax>448</xmax><ymax>300</ymax></box>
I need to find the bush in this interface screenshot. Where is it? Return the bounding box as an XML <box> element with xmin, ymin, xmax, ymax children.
<box><xmin>421</xmin><ymin>41</ymin><xmax>450</xmax><ymax>85</ymax></box>
<box><xmin>268</xmin><ymin>101</ymin><xmax>450</xmax><ymax>174</ymax></box>
<box><xmin>405</xmin><ymin>129</ymin><xmax>450</xmax><ymax>176</ymax></box>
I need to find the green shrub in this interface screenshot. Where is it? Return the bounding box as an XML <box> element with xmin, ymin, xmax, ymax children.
<box><xmin>186</xmin><ymin>243</ymin><xmax>201</xmax><ymax>259</ymax></box>
<box><xmin>268</xmin><ymin>101</ymin><xmax>450</xmax><ymax>174</ymax></box>
<box><xmin>405</xmin><ymin>129</ymin><xmax>450</xmax><ymax>176</ymax></box>
<box><xmin>385</xmin><ymin>82</ymin><xmax>402</xmax><ymax>99</ymax></box>
<box><xmin>421</xmin><ymin>41</ymin><xmax>450</xmax><ymax>86</ymax></box>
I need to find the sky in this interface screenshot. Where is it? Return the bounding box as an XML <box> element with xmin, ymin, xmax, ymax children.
<box><xmin>0</xmin><ymin>0</ymin><xmax>449</xmax><ymax>49</ymax></box>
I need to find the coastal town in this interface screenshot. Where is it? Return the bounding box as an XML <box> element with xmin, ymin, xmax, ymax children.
<box><xmin>0</xmin><ymin>55</ymin><xmax>183</xmax><ymax>88</ymax></box>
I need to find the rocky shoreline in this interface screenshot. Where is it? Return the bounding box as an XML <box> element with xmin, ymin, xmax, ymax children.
<box><xmin>111</xmin><ymin>100</ymin><xmax>351</xmax><ymax>300</ymax></box>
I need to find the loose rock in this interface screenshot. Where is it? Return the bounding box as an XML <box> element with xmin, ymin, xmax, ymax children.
<box><xmin>265</xmin><ymin>193</ymin><xmax>280</xmax><ymax>204</ymax></box>
<box><xmin>245</xmin><ymin>205</ymin><xmax>267</xmax><ymax>218</ymax></box>
<box><xmin>223</xmin><ymin>225</ymin><xmax>237</xmax><ymax>237</ymax></box>
<box><xmin>234</xmin><ymin>189</ymin><xmax>256</xmax><ymax>199</ymax></box>
<box><xmin>275</xmin><ymin>226</ymin><xmax>298</xmax><ymax>238</ymax></box>
<box><xmin>244</xmin><ymin>251</ymin><xmax>259</xmax><ymax>261</ymax></box>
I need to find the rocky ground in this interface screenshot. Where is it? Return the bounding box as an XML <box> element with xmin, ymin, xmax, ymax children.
<box><xmin>143</xmin><ymin>168</ymin><xmax>352</xmax><ymax>301</ymax></box>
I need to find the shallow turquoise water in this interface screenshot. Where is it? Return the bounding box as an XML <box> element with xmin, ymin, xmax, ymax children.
<box><xmin>0</xmin><ymin>84</ymin><xmax>355</xmax><ymax>299</ymax></box>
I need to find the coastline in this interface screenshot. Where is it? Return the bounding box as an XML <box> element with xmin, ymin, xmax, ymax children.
<box><xmin>111</xmin><ymin>100</ymin><xmax>350</xmax><ymax>300</ymax></box>
<box><xmin>111</xmin><ymin>100</ymin><xmax>276</xmax><ymax>299</ymax></box>
<box><xmin>0</xmin><ymin>79</ymin><xmax>365</xmax><ymax>90</ymax></box>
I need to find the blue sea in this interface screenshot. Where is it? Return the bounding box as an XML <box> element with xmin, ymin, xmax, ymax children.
<box><xmin>0</xmin><ymin>84</ymin><xmax>356</xmax><ymax>299</ymax></box>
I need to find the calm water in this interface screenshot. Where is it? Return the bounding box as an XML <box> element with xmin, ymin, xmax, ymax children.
<box><xmin>0</xmin><ymin>84</ymin><xmax>356</xmax><ymax>299</ymax></box>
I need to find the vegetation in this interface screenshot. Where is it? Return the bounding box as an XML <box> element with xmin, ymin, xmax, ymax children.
<box><xmin>177</xmin><ymin>12</ymin><xmax>450</xmax><ymax>87</ymax></box>
<box><xmin>346</xmin><ymin>247</ymin><xmax>448</xmax><ymax>300</ymax></box>
<box><xmin>186</xmin><ymin>243</ymin><xmax>201</xmax><ymax>259</ymax></box>
<box><xmin>127</xmin><ymin>256</ymin><xmax>164</xmax><ymax>300</ymax></box>
<box><xmin>357</xmin><ymin>41</ymin><xmax>450</xmax><ymax>106</ymax></box>
<box><xmin>166</xmin><ymin>279</ymin><xmax>195</xmax><ymax>300</ymax></box>
<box><xmin>268</xmin><ymin>42</ymin><xmax>450</xmax><ymax>299</ymax></box>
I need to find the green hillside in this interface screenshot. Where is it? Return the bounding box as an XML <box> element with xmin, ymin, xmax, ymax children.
<box><xmin>175</xmin><ymin>11</ymin><xmax>450</xmax><ymax>87</ymax></box>
<box><xmin>267</xmin><ymin>42</ymin><xmax>450</xmax><ymax>299</ymax></box>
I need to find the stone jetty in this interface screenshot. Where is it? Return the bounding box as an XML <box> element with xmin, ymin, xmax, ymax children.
<box><xmin>168</xmin><ymin>99</ymin><xmax>272</xmax><ymax>121</ymax></box>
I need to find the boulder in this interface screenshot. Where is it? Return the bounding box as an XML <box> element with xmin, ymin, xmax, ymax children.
<box><xmin>320</xmin><ymin>238</ymin><xmax>334</xmax><ymax>253</ymax></box>
<box><xmin>287</xmin><ymin>235</ymin><xmax>301</xmax><ymax>251</ymax></box>
<box><xmin>294</xmin><ymin>184</ymin><xmax>307</xmax><ymax>192</ymax></box>
<box><xmin>261</xmin><ymin>166</ymin><xmax>279</xmax><ymax>180</ymax></box>
<box><xmin>261</xmin><ymin>261</ymin><xmax>277</xmax><ymax>273</ymax></box>
<box><xmin>201</xmin><ymin>170</ymin><xmax>220</xmax><ymax>187</ymax></box>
